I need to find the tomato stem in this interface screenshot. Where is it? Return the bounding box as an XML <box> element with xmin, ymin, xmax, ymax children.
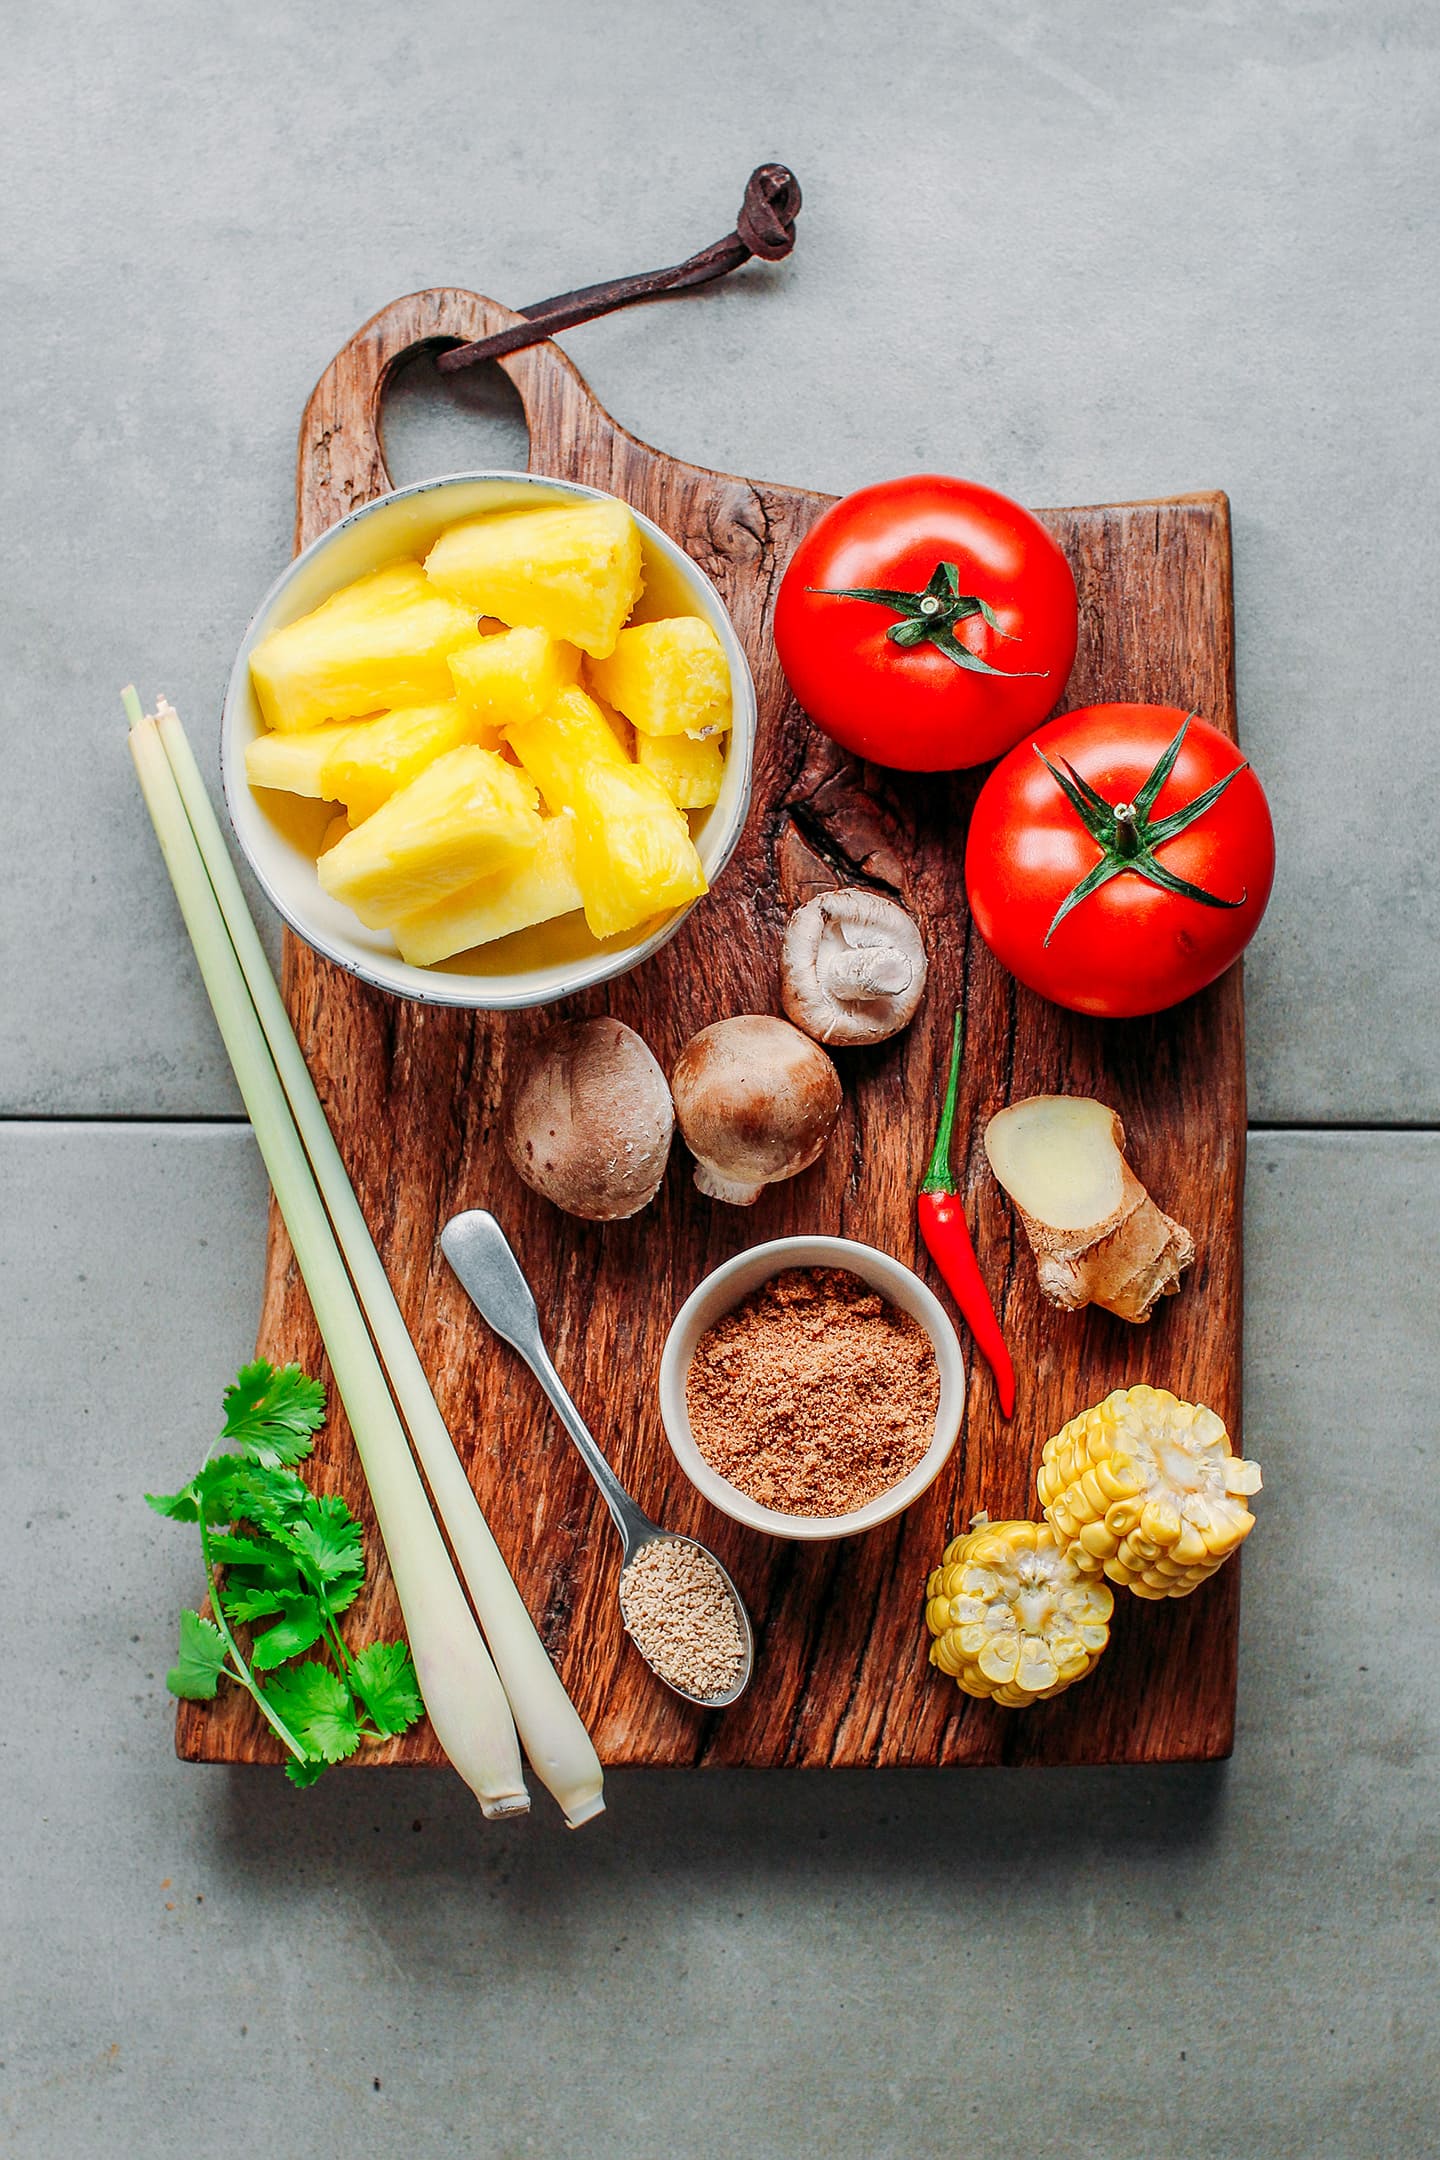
<box><xmin>809</xmin><ymin>559</ymin><xmax>1044</xmax><ymax>680</ymax></box>
<box><xmin>1036</xmin><ymin>717</ymin><xmax>1250</xmax><ymax>945</ymax></box>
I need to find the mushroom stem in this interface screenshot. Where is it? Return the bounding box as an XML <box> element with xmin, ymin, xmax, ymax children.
<box><xmin>820</xmin><ymin>945</ymin><xmax>916</xmax><ymax>1001</ymax></box>
<box><xmin>692</xmin><ymin>1163</ymin><xmax>769</xmax><ymax>1206</ymax></box>
<box><xmin>779</xmin><ymin>888</ymin><xmax>929</xmax><ymax>1048</ymax></box>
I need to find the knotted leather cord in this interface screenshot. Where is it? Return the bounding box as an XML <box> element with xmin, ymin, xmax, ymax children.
<box><xmin>435</xmin><ymin>163</ymin><xmax>802</xmax><ymax>374</ymax></box>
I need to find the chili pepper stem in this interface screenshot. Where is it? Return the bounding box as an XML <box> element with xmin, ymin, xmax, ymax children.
<box><xmin>922</xmin><ymin>1007</ymin><xmax>966</xmax><ymax>1194</ymax></box>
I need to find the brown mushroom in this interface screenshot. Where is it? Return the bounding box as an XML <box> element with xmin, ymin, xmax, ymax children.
<box><xmin>779</xmin><ymin>889</ymin><xmax>928</xmax><ymax>1047</ymax></box>
<box><xmin>504</xmin><ymin>1016</ymin><xmax>673</xmax><ymax>1221</ymax></box>
<box><xmin>670</xmin><ymin>1016</ymin><xmax>843</xmax><ymax>1206</ymax></box>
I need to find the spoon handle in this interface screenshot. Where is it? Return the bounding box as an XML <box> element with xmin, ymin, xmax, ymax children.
<box><xmin>441</xmin><ymin>1211</ymin><xmax>653</xmax><ymax>1552</ymax></box>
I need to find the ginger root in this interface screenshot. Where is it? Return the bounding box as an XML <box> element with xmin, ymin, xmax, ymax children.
<box><xmin>984</xmin><ymin>1096</ymin><xmax>1194</xmax><ymax>1324</ymax></box>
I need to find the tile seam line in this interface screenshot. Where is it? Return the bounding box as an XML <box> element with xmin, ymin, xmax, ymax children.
<box><xmin>0</xmin><ymin>1115</ymin><xmax>1436</xmax><ymax>1136</ymax></box>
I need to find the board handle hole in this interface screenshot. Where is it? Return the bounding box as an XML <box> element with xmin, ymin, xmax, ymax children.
<box><xmin>380</xmin><ymin>348</ymin><xmax>531</xmax><ymax>483</ymax></box>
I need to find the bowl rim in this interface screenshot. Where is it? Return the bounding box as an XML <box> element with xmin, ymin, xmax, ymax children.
<box><xmin>657</xmin><ymin>1235</ymin><xmax>967</xmax><ymax>1543</ymax></box>
<box><xmin>220</xmin><ymin>468</ymin><xmax>758</xmax><ymax>1009</ymax></box>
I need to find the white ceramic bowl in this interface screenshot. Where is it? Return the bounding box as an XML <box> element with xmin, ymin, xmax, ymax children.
<box><xmin>220</xmin><ymin>471</ymin><xmax>757</xmax><ymax>1008</ymax></box>
<box><xmin>658</xmin><ymin>1237</ymin><xmax>966</xmax><ymax>1542</ymax></box>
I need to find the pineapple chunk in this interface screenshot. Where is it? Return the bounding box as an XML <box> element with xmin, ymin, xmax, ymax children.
<box><xmin>505</xmin><ymin>688</ymin><xmax>703</xmax><ymax>936</ymax></box>
<box><xmin>504</xmin><ymin>687</ymin><xmax>631</xmax><ymax>815</ymax></box>
<box><xmin>635</xmin><ymin>729</ymin><xmax>725</xmax><ymax>809</ymax></box>
<box><xmin>448</xmin><ymin>627</ymin><xmax>580</xmax><ymax>727</ymax></box>
<box><xmin>245</xmin><ymin>722</ymin><xmax>357</xmax><ymax>798</ymax></box>
<box><xmin>249</xmin><ymin>562</ymin><xmax>480</xmax><ymax>732</ymax></box>
<box><xmin>317</xmin><ymin>745</ymin><xmax>542</xmax><ymax>929</ymax></box>
<box><xmin>568</xmin><ymin>762</ymin><xmax>708</xmax><ymax>938</ymax></box>
<box><xmin>424</xmin><ymin>500</ymin><xmax>643</xmax><ymax>659</ymax></box>
<box><xmin>318</xmin><ymin>812</ymin><xmax>351</xmax><ymax>855</ymax></box>
<box><xmin>392</xmin><ymin>816</ymin><xmax>583</xmax><ymax>966</ymax></box>
<box><xmin>585</xmin><ymin>616</ymin><xmax>731</xmax><ymax>738</ymax></box>
<box><xmin>321</xmin><ymin>700</ymin><xmax>493</xmax><ymax>823</ymax></box>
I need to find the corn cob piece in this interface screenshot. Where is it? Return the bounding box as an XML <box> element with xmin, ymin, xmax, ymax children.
<box><xmin>1038</xmin><ymin>1385</ymin><xmax>1262</xmax><ymax>1600</ymax></box>
<box><xmin>925</xmin><ymin>1517</ymin><xmax>1113</xmax><ymax>1707</ymax></box>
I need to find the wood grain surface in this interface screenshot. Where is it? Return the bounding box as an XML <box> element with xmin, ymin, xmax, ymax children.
<box><xmin>178</xmin><ymin>288</ymin><xmax>1246</xmax><ymax>1774</ymax></box>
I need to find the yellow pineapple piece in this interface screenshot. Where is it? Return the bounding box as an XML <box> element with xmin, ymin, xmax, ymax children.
<box><xmin>424</xmin><ymin>500</ymin><xmax>643</xmax><ymax>658</ymax></box>
<box><xmin>318</xmin><ymin>812</ymin><xmax>351</xmax><ymax>855</ymax></box>
<box><xmin>505</xmin><ymin>687</ymin><xmax>705</xmax><ymax>936</ymax></box>
<box><xmin>589</xmin><ymin>696</ymin><xmax>635</xmax><ymax>760</ymax></box>
<box><xmin>249</xmin><ymin>563</ymin><xmax>481</xmax><ymax>732</ymax></box>
<box><xmin>569</xmin><ymin>763</ymin><xmax>708</xmax><ymax>939</ymax></box>
<box><xmin>504</xmin><ymin>687</ymin><xmax>631</xmax><ymax>813</ymax></box>
<box><xmin>244</xmin><ymin>722</ymin><xmax>356</xmax><ymax>798</ymax></box>
<box><xmin>392</xmin><ymin>816</ymin><xmax>583</xmax><ymax>966</ymax></box>
<box><xmin>635</xmin><ymin>729</ymin><xmax>725</xmax><ymax>809</ymax></box>
<box><xmin>320</xmin><ymin>700</ymin><xmax>494</xmax><ymax>823</ymax></box>
<box><xmin>448</xmin><ymin>627</ymin><xmax>580</xmax><ymax>728</ymax></box>
<box><xmin>317</xmin><ymin>745</ymin><xmax>541</xmax><ymax>929</ymax></box>
<box><xmin>585</xmin><ymin>616</ymin><xmax>731</xmax><ymax>738</ymax></box>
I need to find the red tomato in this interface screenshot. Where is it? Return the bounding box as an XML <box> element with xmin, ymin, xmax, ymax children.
<box><xmin>774</xmin><ymin>475</ymin><xmax>1077</xmax><ymax>771</ymax></box>
<box><xmin>965</xmin><ymin>704</ymin><xmax>1275</xmax><ymax>1018</ymax></box>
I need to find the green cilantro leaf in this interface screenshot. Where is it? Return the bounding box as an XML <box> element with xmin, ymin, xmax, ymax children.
<box><xmin>204</xmin><ymin>1531</ymin><xmax>276</xmax><ymax>1570</ymax></box>
<box><xmin>149</xmin><ymin>1360</ymin><xmax>421</xmax><ymax>1796</ymax></box>
<box><xmin>220</xmin><ymin>1581</ymin><xmax>288</xmax><ymax>1624</ymax></box>
<box><xmin>215</xmin><ymin>1468</ymin><xmax>311</xmax><ymax>1537</ymax></box>
<box><xmin>284</xmin><ymin>1754</ymin><xmax>330</xmax><ymax>1788</ymax></box>
<box><xmin>221</xmin><ymin>1360</ymin><xmax>328</xmax><ymax>1469</ymax></box>
<box><xmin>284</xmin><ymin>1494</ymin><xmax>365</xmax><ymax>1590</ymax></box>
<box><xmin>263</xmin><ymin>1662</ymin><xmax>361</xmax><ymax>1763</ymax></box>
<box><xmin>350</xmin><ymin>1641</ymin><xmax>424</xmax><ymax>1736</ymax></box>
<box><xmin>145</xmin><ymin>1484</ymin><xmax>200</xmax><ymax>1522</ymax></box>
<box><xmin>249</xmin><ymin>1597</ymin><xmax>327</xmax><ymax>1669</ymax></box>
<box><xmin>166</xmin><ymin>1610</ymin><xmax>230</xmax><ymax>1700</ymax></box>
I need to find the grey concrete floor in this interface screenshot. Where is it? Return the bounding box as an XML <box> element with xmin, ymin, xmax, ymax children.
<box><xmin>3</xmin><ymin>2</ymin><xmax>1436</xmax><ymax>2155</ymax></box>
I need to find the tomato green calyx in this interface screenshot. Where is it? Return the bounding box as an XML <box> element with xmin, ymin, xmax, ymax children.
<box><xmin>809</xmin><ymin>560</ymin><xmax>1044</xmax><ymax>679</ymax></box>
<box><xmin>1037</xmin><ymin>715</ymin><xmax>1250</xmax><ymax>946</ymax></box>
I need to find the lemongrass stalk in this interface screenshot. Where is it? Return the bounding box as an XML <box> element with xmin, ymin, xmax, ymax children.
<box><xmin>150</xmin><ymin>704</ymin><xmax>604</xmax><ymax>1828</ymax></box>
<box><xmin>127</xmin><ymin>702</ymin><xmax>528</xmax><ymax>1818</ymax></box>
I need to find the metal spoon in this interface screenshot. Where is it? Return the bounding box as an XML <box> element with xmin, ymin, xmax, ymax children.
<box><xmin>441</xmin><ymin>1210</ymin><xmax>754</xmax><ymax>1709</ymax></box>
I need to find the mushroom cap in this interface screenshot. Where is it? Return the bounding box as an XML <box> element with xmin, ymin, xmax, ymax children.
<box><xmin>780</xmin><ymin>888</ymin><xmax>928</xmax><ymax>1047</ymax></box>
<box><xmin>671</xmin><ymin>1015</ymin><xmax>843</xmax><ymax>1206</ymax></box>
<box><xmin>504</xmin><ymin>1016</ymin><xmax>674</xmax><ymax>1221</ymax></box>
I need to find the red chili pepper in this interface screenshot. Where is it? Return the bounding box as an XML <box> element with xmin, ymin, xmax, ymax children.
<box><xmin>918</xmin><ymin>1008</ymin><xmax>1016</xmax><ymax>1419</ymax></box>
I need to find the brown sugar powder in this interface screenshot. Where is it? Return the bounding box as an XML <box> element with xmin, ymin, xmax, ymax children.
<box><xmin>686</xmin><ymin>1267</ymin><xmax>940</xmax><ymax>1518</ymax></box>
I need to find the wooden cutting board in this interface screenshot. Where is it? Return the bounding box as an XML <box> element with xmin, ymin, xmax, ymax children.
<box><xmin>178</xmin><ymin>288</ymin><xmax>1246</xmax><ymax>1775</ymax></box>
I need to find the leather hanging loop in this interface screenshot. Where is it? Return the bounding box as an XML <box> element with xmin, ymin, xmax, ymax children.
<box><xmin>436</xmin><ymin>163</ymin><xmax>802</xmax><ymax>376</ymax></box>
<box><xmin>735</xmin><ymin>162</ymin><xmax>803</xmax><ymax>260</ymax></box>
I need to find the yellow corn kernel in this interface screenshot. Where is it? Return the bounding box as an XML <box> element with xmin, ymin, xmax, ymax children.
<box><xmin>923</xmin><ymin>1516</ymin><xmax>1113</xmax><ymax>1709</ymax></box>
<box><xmin>1037</xmin><ymin>1385</ymin><xmax>1262</xmax><ymax>1600</ymax></box>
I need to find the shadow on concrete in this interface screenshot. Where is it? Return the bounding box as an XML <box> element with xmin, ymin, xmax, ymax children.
<box><xmin>203</xmin><ymin>1756</ymin><xmax>1228</xmax><ymax>1909</ymax></box>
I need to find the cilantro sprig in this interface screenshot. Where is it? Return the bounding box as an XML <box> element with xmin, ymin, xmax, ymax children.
<box><xmin>147</xmin><ymin>1360</ymin><xmax>423</xmax><ymax>1785</ymax></box>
